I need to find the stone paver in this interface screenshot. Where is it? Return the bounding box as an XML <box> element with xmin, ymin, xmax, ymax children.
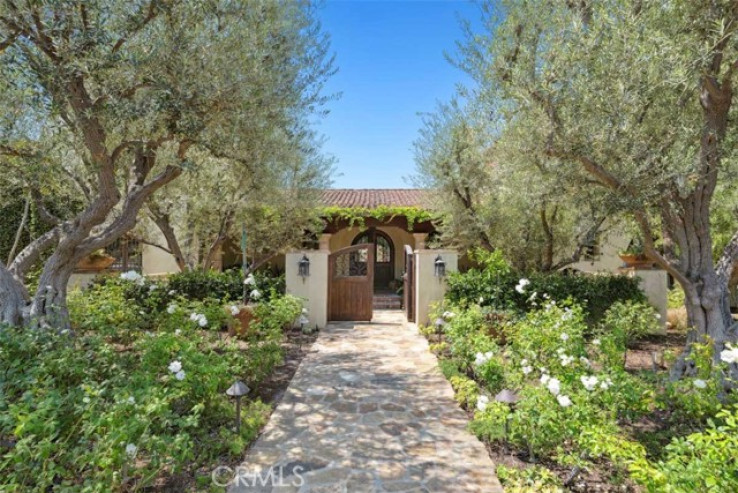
<box><xmin>229</xmin><ymin>311</ymin><xmax>502</xmax><ymax>493</ymax></box>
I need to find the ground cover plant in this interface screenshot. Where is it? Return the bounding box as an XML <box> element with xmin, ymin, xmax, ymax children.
<box><xmin>424</xmin><ymin>252</ymin><xmax>738</xmax><ymax>492</ymax></box>
<box><xmin>0</xmin><ymin>271</ymin><xmax>302</xmax><ymax>491</ymax></box>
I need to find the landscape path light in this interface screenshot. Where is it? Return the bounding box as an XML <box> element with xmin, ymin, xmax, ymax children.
<box><xmin>226</xmin><ymin>380</ymin><xmax>250</xmax><ymax>433</ymax></box>
<box><xmin>494</xmin><ymin>389</ymin><xmax>520</xmax><ymax>455</ymax></box>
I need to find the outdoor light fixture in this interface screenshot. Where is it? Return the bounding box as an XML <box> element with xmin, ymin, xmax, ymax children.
<box><xmin>298</xmin><ymin>254</ymin><xmax>310</xmax><ymax>278</ymax></box>
<box><xmin>434</xmin><ymin>254</ymin><xmax>446</xmax><ymax>278</ymax></box>
<box><xmin>226</xmin><ymin>380</ymin><xmax>250</xmax><ymax>433</ymax></box>
<box><xmin>494</xmin><ymin>389</ymin><xmax>520</xmax><ymax>455</ymax></box>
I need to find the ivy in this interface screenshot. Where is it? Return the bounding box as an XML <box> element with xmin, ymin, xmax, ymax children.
<box><xmin>321</xmin><ymin>205</ymin><xmax>434</xmax><ymax>231</ymax></box>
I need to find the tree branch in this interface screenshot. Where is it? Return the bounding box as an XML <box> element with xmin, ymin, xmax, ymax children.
<box><xmin>111</xmin><ymin>1</ymin><xmax>160</xmax><ymax>54</ymax></box>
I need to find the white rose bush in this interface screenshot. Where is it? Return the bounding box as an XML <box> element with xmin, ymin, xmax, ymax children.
<box><xmin>425</xmin><ymin>257</ymin><xmax>738</xmax><ymax>491</ymax></box>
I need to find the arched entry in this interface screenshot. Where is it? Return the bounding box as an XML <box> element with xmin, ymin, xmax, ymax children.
<box><xmin>352</xmin><ymin>229</ymin><xmax>394</xmax><ymax>292</ymax></box>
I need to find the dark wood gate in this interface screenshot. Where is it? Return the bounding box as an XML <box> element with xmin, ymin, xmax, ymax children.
<box><xmin>329</xmin><ymin>244</ymin><xmax>374</xmax><ymax>321</ymax></box>
<box><xmin>403</xmin><ymin>245</ymin><xmax>415</xmax><ymax>322</ymax></box>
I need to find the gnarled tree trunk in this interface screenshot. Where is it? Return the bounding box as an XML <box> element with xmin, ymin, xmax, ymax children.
<box><xmin>0</xmin><ymin>261</ymin><xmax>27</xmax><ymax>326</ymax></box>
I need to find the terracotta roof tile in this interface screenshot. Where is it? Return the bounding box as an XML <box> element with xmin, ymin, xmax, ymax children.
<box><xmin>320</xmin><ymin>189</ymin><xmax>429</xmax><ymax>209</ymax></box>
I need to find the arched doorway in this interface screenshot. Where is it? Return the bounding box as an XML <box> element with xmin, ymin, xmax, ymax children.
<box><xmin>352</xmin><ymin>229</ymin><xmax>394</xmax><ymax>292</ymax></box>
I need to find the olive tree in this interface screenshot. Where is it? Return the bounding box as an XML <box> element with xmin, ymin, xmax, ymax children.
<box><xmin>463</xmin><ymin>0</ymin><xmax>738</xmax><ymax>376</ymax></box>
<box><xmin>0</xmin><ymin>0</ymin><xmax>333</xmax><ymax>328</ymax></box>
<box><xmin>413</xmin><ymin>100</ymin><xmax>611</xmax><ymax>271</ymax></box>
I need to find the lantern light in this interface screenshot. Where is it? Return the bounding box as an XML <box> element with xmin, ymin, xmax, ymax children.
<box><xmin>298</xmin><ymin>254</ymin><xmax>310</xmax><ymax>278</ymax></box>
<box><xmin>434</xmin><ymin>254</ymin><xmax>446</xmax><ymax>278</ymax></box>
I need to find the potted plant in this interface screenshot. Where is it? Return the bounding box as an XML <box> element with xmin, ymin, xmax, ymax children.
<box><xmin>619</xmin><ymin>239</ymin><xmax>653</xmax><ymax>268</ymax></box>
<box><xmin>76</xmin><ymin>249</ymin><xmax>115</xmax><ymax>271</ymax></box>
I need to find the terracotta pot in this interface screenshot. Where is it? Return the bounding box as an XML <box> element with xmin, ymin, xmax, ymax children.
<box><xmin>76</xmin><ymin>255</ymin><xmax>115</xmax><ymax>271</ymax></box>
<box><xmin>618</xmin><ymin>253</ymin><xmax>653</xmax><ymax>268</ymax></box>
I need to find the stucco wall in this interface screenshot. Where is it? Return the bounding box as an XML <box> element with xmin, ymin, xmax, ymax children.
<box><xmin>285</xmin><ymin>251</ymin><xmax>328</xmax><ymax>329</ymax></box>
<box><xmin>414</xmin><ymin>250</ymin><xmax>458</xmax><ymax>326</ymax></box>
<box><xmin>141</xmin><ymin>227</ymin><xmax>181</xmax><ymax>276</ymax></box>
<box><xmin>329</xmin><ymin>226</ymin><xmax>418</xmax><ymax>281</ymax></box>
<box><xmin>567</xmin><ymin>230</ymin><xmax>630</xmax><ymax>274</ymax></box>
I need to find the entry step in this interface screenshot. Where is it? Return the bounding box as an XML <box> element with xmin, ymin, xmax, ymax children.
<box><xmin>373</xmin><ymin>294</ymin><xmax>402</xmax><ymax>310</ymax></box>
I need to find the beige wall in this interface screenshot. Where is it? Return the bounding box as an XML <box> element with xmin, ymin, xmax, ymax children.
<box><xmin>414</xmin><ymin>250</ymin><xmax>458</xmax><ymax>326</ymax></box>
<box><xmin>567</xmin><ymin>229</ymin><xmax>630</xmax><ymax>274</ymax></box>
<box><xmin>563</xmin><ymin>228</ymin><xmax>667</xmax><ymax>330</ymax></box>
<box><xmin>328</xmin><ymin>226</ymin><xmax>418</xmax><ymax>281</ymax></box>
<box><xmin>285</xmin><ymin>250</ymin><xmax>328</xmax><ymax>329</ymax></box>
<box><xmin>624</xmin><ymin>268</ymin><xmax>668</xmax><ymax>332</ymax></box>
<box><xmin>141</xmin><ymin>227</ymin><xmax>181</xmax><ymax>276</ymax></box>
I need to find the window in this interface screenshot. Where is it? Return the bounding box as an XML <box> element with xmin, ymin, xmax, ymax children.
<box><xmin>353</xmin><ymin>231</ymin><xmax>393</xmax><ymax>263</ymax></box>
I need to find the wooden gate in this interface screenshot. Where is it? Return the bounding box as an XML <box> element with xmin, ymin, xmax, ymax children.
<box><xmin>329</xmin><ymin>244</ymin><xmax>374</xmax><ymax>321</ymax></box>
<box><xmin>403</xmin><ymin>245</ymin><xmax>415</xmax><ymax>322</ymax></box>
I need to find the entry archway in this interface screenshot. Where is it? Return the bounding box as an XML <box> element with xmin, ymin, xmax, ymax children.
<box><xmin>352</xmin><ymin>229</ymin><xmax>394</xmax><ymax>292</ymax></box>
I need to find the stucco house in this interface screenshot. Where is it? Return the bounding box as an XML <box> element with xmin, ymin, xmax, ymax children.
<box><xmin>71</xmin><ymin>188</ymin><xmax>675</xmax><ymax>324</ymax></box>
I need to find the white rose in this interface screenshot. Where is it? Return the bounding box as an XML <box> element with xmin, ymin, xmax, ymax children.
<box><xmin>168</xmin><ymin>360</ymin><xmax>182</xmax><ymax>373</ymax></box>
<box><xmin>175</xmin><ymin>370</ymin><xmax>186</xmax><ymax>381</ymax></box>
<box><xmin>557</xmin><ymin>394</ymin><xmax>572</xmax><ymax>407</ymax></box>
<box><xmin>693</xmin><ymin>379</ymin><xmax>707</xmax><ymax>389</ymax></box>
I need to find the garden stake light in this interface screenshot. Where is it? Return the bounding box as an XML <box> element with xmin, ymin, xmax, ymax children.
<box><xmin>494</xmin><ymin>389</ymin><xmax>520</xmax><ymax>455</ymax></box>
<box><xmin>226</xmin><ymin>380</ymin><xmax>250</xmax><ymax>433</ymax></box>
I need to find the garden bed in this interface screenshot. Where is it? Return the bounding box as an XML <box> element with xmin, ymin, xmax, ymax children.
<box><xmin>423</xmin><ymin>252</ymin><xmax>737</xmax><ymax>492</ymax></box>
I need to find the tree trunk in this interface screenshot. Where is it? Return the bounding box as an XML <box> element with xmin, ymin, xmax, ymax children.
<box><xmin>148</xmin><ymin>204</ymin><xmax>187</xmax><ymax>272</ymax></box>
<box><xmin>0</xmin><ymin>261</ymin><xmax>27</xmax><ymax>326</ymax></box>
<box><xmin>7</xmin><ymin>195</ymin><xmax>30</xmax><ymax>265</ymax></box>
<box><xmin>28</xmin><ymin>251</ymin><xmax>77</xmax><ymax>331</ymax></box>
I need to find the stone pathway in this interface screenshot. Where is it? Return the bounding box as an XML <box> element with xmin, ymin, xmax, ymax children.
<box><xmin>229</xmin><ymin>311</ymin><xmax>502</xmax><ymax>493</ymax></box>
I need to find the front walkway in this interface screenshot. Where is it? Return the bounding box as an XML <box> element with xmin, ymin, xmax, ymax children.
<box><xmin>230</xmin><ymin>311</ymin><xmax>502</xmax><ymax>492</ymax></box>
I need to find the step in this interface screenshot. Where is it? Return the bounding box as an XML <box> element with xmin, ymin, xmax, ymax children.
<box><xmin>373</xmin><ymin>295</ymin><xmax>403</xmax><ymax>310</ymax></box>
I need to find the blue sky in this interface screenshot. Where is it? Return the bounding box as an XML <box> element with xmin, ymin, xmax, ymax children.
<box><xmin>316</xmin><ymin>0</ymin><xmax>482</xmax><ymax>189</ymax></box>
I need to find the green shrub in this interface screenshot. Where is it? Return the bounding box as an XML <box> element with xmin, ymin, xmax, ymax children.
<box><xmin>496</xmin><ymin>464</ymin><xmax>564</xmax><ymax>492</ymax></box>
<box><xmin>164</xmin><ymin>269</ymin><xmax>285</xmax><ymax>303</ymax></box>
<box><xmin>449</xmin><ymin>375</ymin><xmax>480</xmax><ymax>410</ymax></box>
<box><xmin>0</xmin><ymin>324</ymin><xmax>270</xmax><ymax>491</ymax></box>
<box><xmin>595</xmin><ymin>301</ymin><xmax>661</xmax><ymax>370</ymax></box>
<box><xmin>1</xmin><ymin>276</ymin><xmax>299</xmax><ymax>490</ymax></box>
<box><xmin>447</xmin><ymin>252</ymin><xmax>645</xmax><ymax>323</ymax></box>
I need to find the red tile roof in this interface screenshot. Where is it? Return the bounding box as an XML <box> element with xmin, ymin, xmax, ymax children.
<box><xmin>320</xmin><ymin>189</ymin><xmax>429</xmax><ymax>209</ymax></box>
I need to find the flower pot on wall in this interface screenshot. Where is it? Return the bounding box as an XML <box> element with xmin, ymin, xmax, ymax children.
<box><xmin>618</xmin><ymin>254</ymin><xmax>654</xmax><ymax>269</ymax></box>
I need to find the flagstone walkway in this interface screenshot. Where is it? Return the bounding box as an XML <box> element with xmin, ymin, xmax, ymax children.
<box><xmin>230</xmin><ymin>311</ymin><xmax>502</xmax><ymax>493</ymax></box>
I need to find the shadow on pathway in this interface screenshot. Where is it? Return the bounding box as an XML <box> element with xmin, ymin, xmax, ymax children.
<box><xmin>227</xmin><ymin>310</ymin><xmax>502</xmax><ymax>493</ymax></box>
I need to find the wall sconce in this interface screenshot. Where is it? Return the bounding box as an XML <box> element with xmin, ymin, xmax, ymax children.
<box><xmin>298</xmin><ymin>254</ymin><xmax>310</xmax><ymax>278</ymax></box>
<box><xmin>434</xmin><ymin>254</ymin><xmax>446</xmax><ymax>278</ymax></box>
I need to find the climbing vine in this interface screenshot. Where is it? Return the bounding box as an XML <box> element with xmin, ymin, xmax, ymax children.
<box><xmin>321</xmin><ymin>205</ymin><xmax>435</xmax><ymax>231</ymax></box>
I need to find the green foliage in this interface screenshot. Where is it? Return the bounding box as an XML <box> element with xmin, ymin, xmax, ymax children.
<box><xmin>435</xmin><ymin>297</ymin><xmax>737</xmax><ymax>491</ymax></box>
<box><xmin>448</xmin><ymin>375</ymin><xmax>480</xmax><ymax>410</ymax></box>
<box><xmin>645</xmin><ymin>406</ymin><xmax>738</xmax><ymax>492</ymax></box>
<box><xmin>446</xmin><ymin>259</ymin><xmax>645</xmax><ymax>323</ymax></box>
<box><xmin>668</xmin><ymin>287</ymin><xmax>685</xmax><ymax>309</ymax></box>
<box><xmin>0</xmin><ymin>324</ymin><xmax>270</xmax><ymax>491</ymax></box>
<box><xmin>1</xmin><ymin>277</ymin><xmax>300</xmax><ymax>490</ymax></box>
<box><xmin>320</xmin><ymin>205</ymin><xmax>434</xmax><ymax>231</ymax></box>
<box><xmin>595</xmin><ymin>301</ymin><xmax>661</xmax><ymax>370</ymax></box>
<box><xmin>496</xmin><ymin>464</ymin><xmax>564</xmax><ymax>492</ymax></box>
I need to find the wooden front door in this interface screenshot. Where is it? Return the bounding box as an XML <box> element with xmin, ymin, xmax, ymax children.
<box><xmin>403</xmin><ymin>245</ymin><xmax>415</xmax><ymax>322</ymax></box>
<box><xmin>329</xmin><ymin>244</ymin><xmax>374</xmax><ymax>321</ymax></box>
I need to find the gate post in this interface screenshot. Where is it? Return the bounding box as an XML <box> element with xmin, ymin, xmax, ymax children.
<box><xmin>286</xmin><ymin>250</ymin><xmax>329</xmax><ymax>329</ymax></box>
<box><xmin>413</xmin><ymin>250</ymin><xmax>458</xmax><ymax>326</ymax></box>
